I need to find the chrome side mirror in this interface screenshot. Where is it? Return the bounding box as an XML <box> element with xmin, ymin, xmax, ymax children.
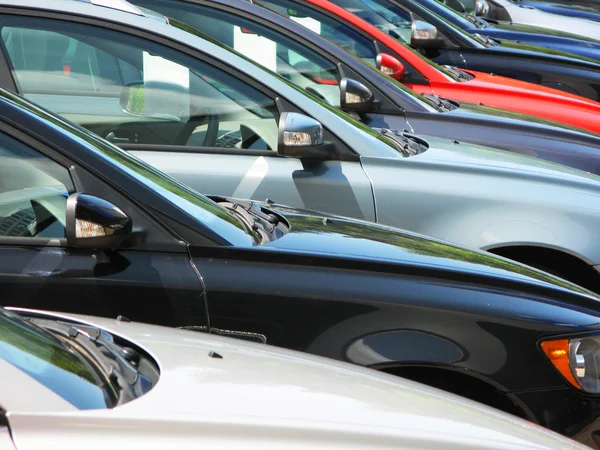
<box><xmin>340</xmin><ymin>78</ymin><xmax>374</xmax><ymax>112</ymax></box>
<box><xmin>475</xmin><ymin>0</ymin><xmax>490</xmax><ymax>16</ymax></box>
<box><xmin>277</xmin><ymin>113</ymin><xmax>335</xmax><ymax>161</ymax></box>
<box><xmin>411</xmin><ymin>20</ymin><xmax>443</xmax><ymax>49</ymax></box>
<box><xmin>66</xmin><ymin>194</ymin><xmax>132</xmax><ymax>249</ymax></box>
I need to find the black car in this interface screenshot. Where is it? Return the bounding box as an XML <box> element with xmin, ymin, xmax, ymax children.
<box><xmin>333</xmin><ymin>0</ymin><xmax>600</xmax><ymax>100</ymax></box>
<box><xmin>3</xmin><ymin>76</ymin><xmax>600</xmax><ymax>446</ymax></box>
<box><xmin>420</xmin><ymin>0</ymin><xmax>600</xmax><ymax>61</ymax></box>
<box><xmin>6</xmin><ymin>0</ymin><xmax>600</xmax><ymax>182</ymax></box>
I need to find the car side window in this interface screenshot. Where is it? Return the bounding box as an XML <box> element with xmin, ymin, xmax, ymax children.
<box><xmin>0</xmin><ymin>18</ymin><xmax>279</xmax><ymax>151</ymax></box>
<box><xmin>327</xmin><ymin>0</ymin><xmax>414</xmax><ymax>43</ymax></box>
<box><xmin>259</xmin><ymin>0</ymin><xmax>379</xmax><ymax>66</ymax></box>
<box><xmin>0</xmin><ymin>132</ymin><xmax>73</xmax><ymax>239</ymax></box>
<box><xmin>131</xmin><ymin>0</ymin><xmax>343</xmax><ymax>107</ymax></box>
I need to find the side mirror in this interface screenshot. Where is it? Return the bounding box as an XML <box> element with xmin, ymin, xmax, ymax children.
<box><xmin>475</xmin><ymin>0</ymin><xmax>490</xmax><ymax>16</ymax></box>
<box><xmin>66</xmin><ymin>194</ymin><xmax>132</xmax><ymax>249</ymax></box>
<box><xmin>277</xmin><ymin>112</ymin><xmax>335</xmax><ymax>161</ymax></box>
<box><xmin>340</xmin><ymin>78</ymin><xmax>374</xmax><ymax>113</ymax></box>
<box><xmin>120</xmin><ymin>81</ymin><xmax>187</xmax><ymax>121</ymax></box>
<box><xmin>120</xmin><ymin>82</ymin><xmax>145</xmax><ymax>116</ymax></box>
<box><xmin>376</xmin><ymin>53</ymin><xmax>406</xmax><ymax>81</ymax></box>
<box><xmin>411</xmin><ymin>20</ymin><xmax>444</xmax><ymax>49</ymax></box>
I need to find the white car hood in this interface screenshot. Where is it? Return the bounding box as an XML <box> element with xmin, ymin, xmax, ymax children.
<box><xmin>6</xmin><ymin>309</ymin><xmax>586</xmax><ymax>449</ymax></box>
<box><xmin>493</xmin><ymin>0</ymin><xmax>600</xmax><ymax>40</ymax></box>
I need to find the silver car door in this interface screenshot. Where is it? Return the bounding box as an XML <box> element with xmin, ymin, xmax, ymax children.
<box><xmin>131</xmin><ymin>151</ymin><xmax>375</xmax><ymax>221</ymax></box>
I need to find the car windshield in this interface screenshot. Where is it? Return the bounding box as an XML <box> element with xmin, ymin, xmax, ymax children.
<box><xmin>417</xmin><ymin>0</ymin><xmax>491</xmax><ymax>46</ymax></box>
<box><xmin>170</xmin><ymin>19</ymin><xmax>419</xmax><ymax>149</ymax></box>
<box><xmin>0</xmin><ymin>308</ymin><xmax>113</xmax><ymax>410</ymax></box>
<box><xmin>324</xmin><ymin>0</ymin><xmax>476</xmax><ymax>79</ymax></box>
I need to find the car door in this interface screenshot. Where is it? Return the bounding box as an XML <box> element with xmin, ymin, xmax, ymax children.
<box><xmin>0</xmin><ymin>13</ymin><xmax>376</xmax><ymax>222</ymax></box>
<box><xmin>0</xmin><ymin>117</ymin><xmax>207</xmax><ymax>329</ymax></box>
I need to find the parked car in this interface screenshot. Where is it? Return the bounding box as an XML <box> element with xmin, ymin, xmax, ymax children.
<box><xmin>3</xmin><ymin>31</ymin><xmax>600</xmax><ymax>442</ymax></box>
<box><xmin>338</xmin><ymin>0</ymin><xmax>600</xmax><ymax>94</ymax></box>
<box><xmin>195</xmin><ymin>0</ymin><xmax>600</xmax><ymax>135</ymax></box>
<box><xmin>6</xmin><ymin>0</ymin><xmax>600</xmax><ymax>289</ymax></box>
<box><xmin>0</xmin><ymin>306</ymin><xmax>591</xmax><ymax>450</ymax></box>
<box><xmin>126</xmin><ymin>0</ymin><xmax>600</xmax><ymax>175</ymax></box>
<box><xmin>7</xmin><ymin>0</ymin><xmax>600</xmax><ymax>182</ymax></box>
<box><xmin>475</xmin><ymin>0</ymin><xmax>600</xmax><ymax>39</ymax></box>
<box><xmin>514</xmin><ymin>0</ymin><xmax>600</xmax><ymax>22</ymax></box>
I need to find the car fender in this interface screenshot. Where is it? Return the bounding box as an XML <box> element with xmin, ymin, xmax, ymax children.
<box><xmin>360</xmin><ymin>151</ymin><xmax>600</xmax><ymax>267</ymax></box>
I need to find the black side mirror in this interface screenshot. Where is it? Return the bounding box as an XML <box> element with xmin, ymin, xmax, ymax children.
<box><xmin>66</xmin><ymin>194</ymin><xmax>132</xmax><ymax>249</ymax></box>
<box><xmin>277</xmin><ymin>112</ymin><xmax>335</xmax><ymax>161</ymax></box>
<box><xmin>411</xmin><ymin>20</ymin><xmax>444</xmax><ymax>49</ymax></box>
<box><xmin>340</xmin><ymin>78</ymin><xmax>374</xmax><ymax>113</ymax></box>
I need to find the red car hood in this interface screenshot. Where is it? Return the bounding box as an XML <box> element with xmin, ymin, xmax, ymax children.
<box><xmin>408</xmin><ymin>70</ymin><xmax>600</xmax><ymax>135</ymax></box>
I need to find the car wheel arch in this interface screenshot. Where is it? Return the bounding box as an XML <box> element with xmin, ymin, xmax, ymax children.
<box><xmin>485</xmin><ymin>244</ymin><xmax>600</xmax><ymax>292</ymax></box>
<box><xmin>375</xmin><ymin>363</ymin><xmax>532</xmax><ymax>420</ymax></box>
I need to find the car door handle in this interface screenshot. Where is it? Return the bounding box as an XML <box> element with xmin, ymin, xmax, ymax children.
<box><xmin>106</xmin><ymin>132</ymin><xmax>131</xmax><ymax>144</ymax></box>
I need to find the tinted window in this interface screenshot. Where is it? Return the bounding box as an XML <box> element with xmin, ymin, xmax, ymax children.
<box><xmin>0</xmin><ymin>132</ymin><xmax>72</xmax><ymax>239</ymax></box>
<box><xmin>1</xmin><ymin>18</ymin><xmax>278</xmax><ymax>151</ymax></box>
<box><xmin>0</xmin><ymin>309</ymin><xmax>111</xmax><ymax>409</ymax></box>
<box><xmin>329</xmin><ymin>0</ymin><xmax>414</xmax><ymax>42</ymax></box>
<box><xmin>258</xmin><ymin>0</ymin><xmax>379</xmax><ymax>66</ymax></box>
<box><xmin>131</xmin><ymin>0</ymin><xmax>344</xmax><ymax>106</ymax></box>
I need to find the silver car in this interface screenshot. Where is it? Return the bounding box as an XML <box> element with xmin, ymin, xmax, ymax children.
<box><xmin>0</xmin><ymin>306</ymin><xmax>588</xmax><ymax>450</ymax></box>
<box><xmin>4</xmin><ymin>0</ymin><xmax>600</xmax><ymax>291</ymax></box>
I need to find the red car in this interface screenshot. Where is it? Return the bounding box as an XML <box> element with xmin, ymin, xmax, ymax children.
<box><xmin>261</xmin><ymin>0</ymin><xmax>600</xmax><ymax>135</ymax></box>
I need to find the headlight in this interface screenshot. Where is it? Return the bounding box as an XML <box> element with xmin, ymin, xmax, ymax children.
<box><xmin>541</xmin><ymin>337</ymin><xmax>600</xmax><ymax>393</ymax></box>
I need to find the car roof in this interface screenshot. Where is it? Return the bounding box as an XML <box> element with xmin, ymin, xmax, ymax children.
<box><xmin>73</xmin><ymin>0</ymin><xmax>145</xmax><ymax>15</ymax></box>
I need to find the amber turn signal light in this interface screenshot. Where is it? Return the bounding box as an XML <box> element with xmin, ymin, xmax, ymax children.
<box><xmin>541</xmin><ymin>339</ymin><xmax>580</xmax><ymax>389</ymax></box>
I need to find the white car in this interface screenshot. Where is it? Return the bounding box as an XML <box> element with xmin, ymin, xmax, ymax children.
<box><xmin>0</xmin><ymin>307</ymin><xmax>587</xmax><ymax>450</ymax></box>
<box><xmin>486</xmin><ymin>0</ymin><xmax>600</xmax><ymax>40</ymax></box>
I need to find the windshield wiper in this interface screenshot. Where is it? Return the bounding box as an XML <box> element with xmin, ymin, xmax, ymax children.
<box><xmin>472</xmin><ymin>32</ymin><xmax>497</xmax><ymax>47</ymax></box>
<box><xmin>375</xmin><ymin>128</ymin><xmax>423</xmax><ymax>156</ymax></box>
<box><xmin>422</xmin><ymin>93</ymin><xmax>457</xmax><ymax>112</ymax></box>
<box><xmin>218</xmin><ymin>199</ymin><xmax>289</xmax><ymax>243</ymax></box>
<box><xmin>29</xmin><ymin>319</ymin><xmax>147</xmax><ymax>406</ymax></box>
<box><xmin>466</xmin><ymin>13</ymin><xmax>489</xmax><ymax>28</ymax></box>
<box><xmin>442</xmin><ymin>65</ymin><xmax>472</xmax><ymax>81</ymax></box>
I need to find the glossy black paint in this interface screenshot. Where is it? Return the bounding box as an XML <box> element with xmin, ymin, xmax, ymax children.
<box><xmin>415</xmin><ymin>0</ymin><xmax>600</xmax><ymax>61</ymax></box>
<box><xmin>390</xmin><ymin>0</ymin><xmax>600</xmax><ymax>99</ymax></box>
<box><xmin>123</xmin><ymin>0</ymin><xmax>600</xmax><ymax>175</ymax></box>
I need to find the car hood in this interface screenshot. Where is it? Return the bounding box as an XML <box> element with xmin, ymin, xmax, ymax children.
<box><xmin>4</xmin><ymin>308</ymin><xmax>590</xmax><ymax>450</ymax></box>
<box><xmin>488</xmin><ymin>38</ymin><xmax>600</xmax><ymax>66</ymax></box>
<box><xmin>253</xmin><ymin>201</ymin><xmax>596</xmax><ymax>298</ymax></box>
<box><xmin>479</xmin><ymin>25</ymin><xmax>600</xmax><ymax>61</ymax></box>
<box><xmin>446</xmin><ymin>101</ymin><xmax>600</xmax><ymax>143</ymax></box>
<box><xmin>485</xmin><ymin>20</ymin><xmax>600</xmax><ymax>44</ymax></box>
